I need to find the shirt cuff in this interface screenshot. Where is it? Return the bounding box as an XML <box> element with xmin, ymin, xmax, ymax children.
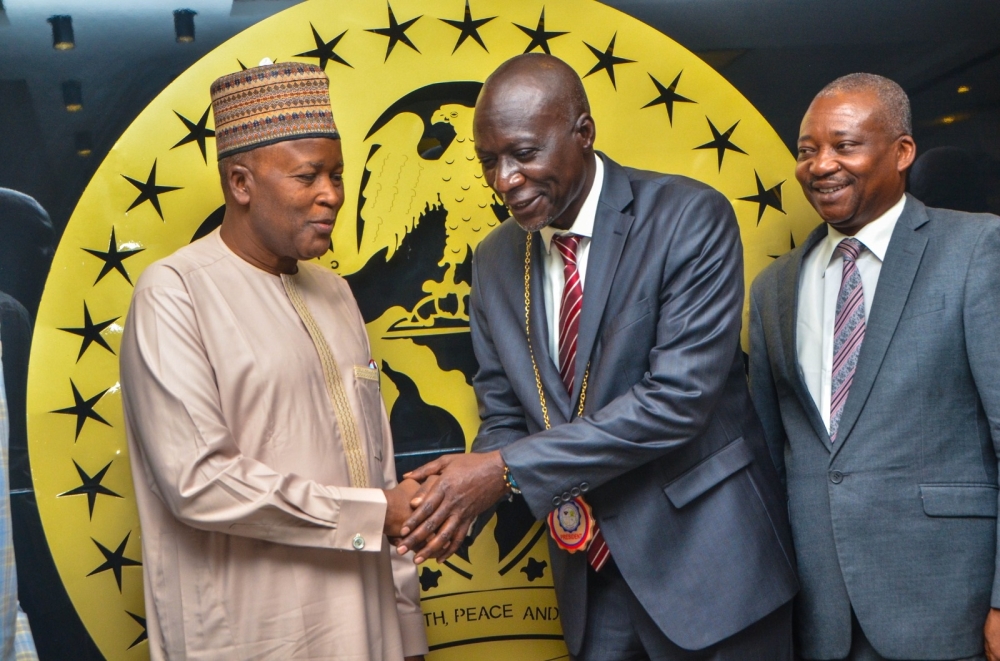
<box><xmin>398</xmin><ymin>609</ymin><xmax>429</xmax><ymax>657</ymax></box>
<box><xmin>331</xmin><ymin>486</ymin><xmax>387</xmax><ymax>553</ymax></box>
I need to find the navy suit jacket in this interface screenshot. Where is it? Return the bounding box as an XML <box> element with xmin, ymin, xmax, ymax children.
<box><xmin>750</xmin><ymin>195</ymin><xmax>1000</xmax><ymax>659</ymax></box>
<box><xmin>469</xmin><ymin>153</ymin><xmax>798</xmax><ymax>654</ymax></box>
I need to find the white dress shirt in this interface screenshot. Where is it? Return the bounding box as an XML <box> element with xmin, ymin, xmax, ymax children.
<box><xmin>796</xmin><ymin>194</ymin><xmax>906</xmax><ymax>431</ymax></box>
<box><xmin>538</xmin><ymin>155</ymin><xmax>605</xmax><ymax>366</ymax></box>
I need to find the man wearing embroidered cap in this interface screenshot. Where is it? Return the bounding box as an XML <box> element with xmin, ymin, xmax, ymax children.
<box><xmin>120</xmin><ymin>60</ymin><xmax>427</xmax><ymax>661</ymax></box>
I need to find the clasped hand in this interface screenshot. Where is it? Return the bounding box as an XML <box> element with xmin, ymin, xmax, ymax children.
<box><xmin>383</xmin><ymin>451</ymin><xmax>509</xmax><ymax>564</ymax></box>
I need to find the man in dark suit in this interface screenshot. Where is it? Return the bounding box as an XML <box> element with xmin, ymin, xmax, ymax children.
<box><xmin>397</xmin><ymin>53</ymin><xmax>798</xmax><ymax>660</ymax></box>
<box><xmin>749</xmin><ymin>73</ymin><xmax>1000</xmax><ymax>661</ymax></box>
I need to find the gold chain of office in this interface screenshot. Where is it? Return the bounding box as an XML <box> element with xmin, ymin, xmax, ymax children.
<box><xmin>524</xmin><ymin>231</ymin><xmax>589</xmax><ymax>431</ymax></box>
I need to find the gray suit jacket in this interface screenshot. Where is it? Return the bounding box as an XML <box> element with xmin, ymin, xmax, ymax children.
<box><xmin>749</xmin><ymin>195</ymin><xmax>1000</xmax><ymax>659</ymax></box>
<box><xmin>469</xmin><ymin>153</ymin><xmax>798</xmax><ymax>654</ymax></box>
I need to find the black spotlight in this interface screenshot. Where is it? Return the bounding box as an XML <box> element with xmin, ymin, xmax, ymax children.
<box><xmin>75</xmin><ymin>131</ymin><xmax>93</xmax><ymax>157</ymax></box>
<box><xmin>174</xmin><ymin>9</ymin><xmax>196</xmax><ymax>43</ymax></box>
<box><xmin>48</xmin><ymin>15</ymin><xmax>75</xmax><ymax>50</ymax></box>
<box><xmin>62</xmin><ymin>80</ymin><xmax>83</xmax><ymax>112</ymax></box>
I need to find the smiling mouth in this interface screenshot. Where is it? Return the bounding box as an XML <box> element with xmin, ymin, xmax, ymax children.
<box><xmin>507</xmin><ymin>194</ymin><xmax>540</xmax><ymax>212</ymax></box>
<box><xmin>812</xmin><ymin>183</ymin><xmax>848</xmax><ymax>195</ymax></box>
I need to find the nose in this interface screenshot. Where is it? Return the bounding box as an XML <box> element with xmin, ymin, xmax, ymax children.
<box><xmin>809</xmin><ymin>146</ymin><xmax>841</xmax><ymax>178</ymax></box>
<box><xmin>317</xmin><ymin>174</ymin><xmax>345</xmax><ymax>210</ymax></box>
<box><xmin>491</xmin><ymin>157</ymin><xmax>525</xmax><ymax>196</ymax></box>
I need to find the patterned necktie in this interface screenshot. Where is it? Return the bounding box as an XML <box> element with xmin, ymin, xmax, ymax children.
<box><xmin>551</xmin><ymin>234</ymin><xmax>610</xmax><ymax>572</ymax></box>
<box><xmin>830</xmin><ymin>238</ymin><xmax>866</xmax><ymax>443</ymax></box>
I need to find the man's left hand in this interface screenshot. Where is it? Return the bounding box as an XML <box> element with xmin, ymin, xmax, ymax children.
<box><xmin>985</xmin><ymin>608</ymin><xmax>1000</xmax><ymax>661</ymax></box>
<box><xmin>397</xmin><ymin>451</ymin><xmax>508</xmax><ymax>563</ymax></box>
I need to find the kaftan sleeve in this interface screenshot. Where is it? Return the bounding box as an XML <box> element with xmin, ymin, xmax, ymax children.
<box><xmin>120</xmin><ymin>264</ymin><xmax>387</xmax><ymax>552</ymax></box>
<box><xmin>385</xmin><ymin>412</ymin><xmax>429</xmax><ymax>656</ymax></box>
<box><xmin>345</xmin><ymin>279</ymin><xmax>429</xmax><ymax>656</ymax></box>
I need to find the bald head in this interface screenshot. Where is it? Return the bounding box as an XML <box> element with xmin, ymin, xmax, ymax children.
<box><xmin>478</xmin><ymin>53</ymin><xmax>590</xmax><ymax>126</ymax></box>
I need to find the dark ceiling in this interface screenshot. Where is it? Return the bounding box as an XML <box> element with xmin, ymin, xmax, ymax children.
<box><xmin>1</xmin><ymin>0</ymin><xmax>998</xmax><ymax>231</ymax></box>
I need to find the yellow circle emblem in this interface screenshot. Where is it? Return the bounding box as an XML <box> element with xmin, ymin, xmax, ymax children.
<box><xmin>27</xmin><ymin>1</ymin><xmax>819</xmax><ymax>659</ymax></box>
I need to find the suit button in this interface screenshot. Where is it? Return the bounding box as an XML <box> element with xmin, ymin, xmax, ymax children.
<box><xmin>552</xmin><ymin>496</ymin><xmax>562</xmax><ymax>507</ymax></box>
<box><xmin>580</xmin><ymin>482</ymin><xmax>590</xmax><ymax>493</ymax></box>
<box><xmin>829</xmin><ymin>470</ymin><xmax>844</xmax><ymax>484</ymax></box>
<box><xmin>570</xmin><ymin>487</ymin><xmax>581</xmax><ymax>497</ymax></box>
<box><xmin>561</xmin><ymin>492</ymin><xmax>572</xmax><ymax>502</ymax></box>
<box><xmin>352</xmin><ymin>534</ymin><xmax>365</xmax><ymax>550</ymax></box>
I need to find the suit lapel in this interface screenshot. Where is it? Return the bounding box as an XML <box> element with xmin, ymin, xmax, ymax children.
<box><xmin>573</xmin><ymin>156</ymin><xmax>635</xmax><ymax>410</ymax></box>
<box><xmin>528</xmin><ymin>229</ymin><xmax>571</xmax><ymax>423</ymax></box>
<box><xmin>779</xmin><ymin>224</ymin><xmax>832</xmax><ymax>448</ymax></box>
<box><xmin>831</xmin><ymin>196</ymin><xmax>929</xmax><ymax>458</ymax></box>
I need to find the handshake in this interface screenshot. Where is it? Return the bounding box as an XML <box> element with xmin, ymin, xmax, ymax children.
<box><xmin>381</xmin><ymin>449</ymin><xmax>511</xmax><ymax>564</ymax></box>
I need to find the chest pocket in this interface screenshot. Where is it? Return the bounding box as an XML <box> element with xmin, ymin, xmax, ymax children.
<box><xmin>353</xmin><ymin>366</ymin><xmax>384</xmax><ymax>465</ymax></box>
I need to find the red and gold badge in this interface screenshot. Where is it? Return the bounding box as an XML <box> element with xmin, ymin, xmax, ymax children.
<box><xmin>547</xmin><ymin>497</ymin><xmax>597</xmax><ymax>553</ymax></box>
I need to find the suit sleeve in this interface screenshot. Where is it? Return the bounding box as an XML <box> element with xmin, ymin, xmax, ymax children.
<box><xmin>469</xmin><ymin>243</ymin><xmax>530</xmax><ymax>454</ymax></box>
<box><xmin>748</xmin><ymin>280</ymin><xmax>788</xmax><ymax>490</ymax></box>
<box><xmin>962</xmin><ymin>221</ymin><xmax>1000</xmax><ymax>607</ymax></box>
<box><xmin>501</xmin><ymin>187</ymin><xmax>746</xmax><ymax>518</ymax></box>
<box><xmin>120</xmin><ymin>269</ymin><xmax>387</xmax><ymax>553</ymax></box>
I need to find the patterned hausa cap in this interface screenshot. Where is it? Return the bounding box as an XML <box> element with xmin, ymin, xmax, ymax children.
<box><xmin>210</xmin><ymin>59</ymin><xmax>340</xmax><ymax>159</ymax></box>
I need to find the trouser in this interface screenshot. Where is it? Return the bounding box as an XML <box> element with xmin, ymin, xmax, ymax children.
<box><xmin>573</xmin><ymin>559</ymin><xmax>793</xmax><ymax>661</ymax></box>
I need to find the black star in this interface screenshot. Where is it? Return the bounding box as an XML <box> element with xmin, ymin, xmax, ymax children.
<box><xmin>419</xmin><ymin>566</ymin><xmax>443</xmax><ymax>592</ymax></box>
<box><xmin>583</xmin><ymin>33</ymin><xmax>634</xmax><ymax>89</ymax></box>
<box><xmin>52</xmin><ymin>380</ymin><xmax>112</xmax><ymax>441</ymax></box>
<box><xmin>171</xmin><ymin>106</ymin><xmax>215</xmax><ymax>164</ymax></box>
<box><xmin>58</xmin><ymin>302</ymin><xmax>119</xmax><ymax>362</ymax></box>
<box><xmin>769</xmin><ymin>232</ymin><xmax>798</xmax><ymax>259</ymax></box>
<box><xmin>295</xmin><ymin>24</ymin><xmax>351</xmax><ymax>70</ymax></box>
<box><xmin>694</xmin><ymin>117</ymin><xmax>748</xmax><ymax>171</ymax></box>
<box><xmin>88</xmin><ymin>531</ymin><xmax>142</xmax><ymax>593</ymax></box>
<box><xmin>513</xmin><ymin>8</ymin><xmax>567</xmax><ymax>55</ymax></box>
<box><xmin>83</xmin><ymin>227</ymin><xmax>144</xmax><ymax>286</ymax></box>
<box><xmin>58</xmin><ymin>460</ymin><xmax>122</xmax><ymax>519</ymax></box>
<box><xmin>521</xmin><ymin>557</ymin><xmax>548</xmax><ymax>582</ymax></box>
<box><xmin>642</xmin><ymin>71</ymin><xmax>696</xmax><ymax>126</ymax></box>
<box><xmin>440</xmin><ymin>0</ymin><xmax>495</xmax><ymax>53</ymax></box>
<box><xmin>366</xmin><ymin>3</ymin><xmax>421</xmax><ymax>61</ymax></box>
<box><xmin>126</xmin><ymin>611</ymin><xmax>147</xmax><ymax>649</ymax></box>
<box><xmin>739</xmin><ymin>171</ymin><xmax>786</xmax><ymax>225</ymax></box>
<box><xmin>121</xmin><ymin>160</ymin><xmax>181</xmax><ymax>221</ymax></box>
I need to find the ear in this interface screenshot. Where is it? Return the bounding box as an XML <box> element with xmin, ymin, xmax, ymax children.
<box><xmin>226</xmin><ymin>162</ymin><xmax>253</xmax><ymax>206</ymax></box>
<box><xmin>896</xmin><ymin>135</ymin><xmax>917</xmax><ymax>173</ymax></box>
<box><xmin>574</xmin><ymin>112</ymin><xmax>596</xmax><ymax>151</ymax></box>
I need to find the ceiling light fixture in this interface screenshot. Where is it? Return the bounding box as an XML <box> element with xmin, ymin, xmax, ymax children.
<box><xmin>957</xmin><ymin>85</ymin><xmax>971</xmax><ymax>94</ymax></box>
<box><xmin>48</xmin><ymin>15</ymin><xmax>75</xmax><ymax>50</ymax></box>
<box><xmin>75</xmin><ymin>131</ymin><xmax>93</xmax><ymax>157</ymax></box>
<box><xmin>62</xmin><ymin>80</ymin><xmax>83</xmax><ymax>112</ymax></box>
<box><xmin>174</xmin><ymin>9</ymin><xmax>196</xmax><ymax>43</ymax></box>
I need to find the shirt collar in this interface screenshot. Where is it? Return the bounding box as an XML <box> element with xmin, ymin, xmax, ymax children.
<box><xmin>539</xmin><ymin>154</ymin><xmax>604</xmax><ymax>253</ymax></box>
<box><xmin>816</xmin><ymin>193</ymin><xmax>906</xmax><ymax>269</ymax></box>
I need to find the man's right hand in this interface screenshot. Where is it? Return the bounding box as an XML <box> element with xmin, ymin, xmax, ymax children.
<box><xmin>383</xmin><ymin>479</ymin><xmax>421</xmax><ymax>538</ymax></box>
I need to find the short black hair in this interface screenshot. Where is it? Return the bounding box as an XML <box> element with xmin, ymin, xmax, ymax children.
<box><xmin>816</xmin><ymin>73</ymin><xmax>912</xmax><ymax>137</ymax></box>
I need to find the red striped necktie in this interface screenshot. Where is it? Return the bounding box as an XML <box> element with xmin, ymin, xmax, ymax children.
<box><xmin>551</xmin><ymin>234</ymin><xmax>610</xmax><ymax>572</ymax></box>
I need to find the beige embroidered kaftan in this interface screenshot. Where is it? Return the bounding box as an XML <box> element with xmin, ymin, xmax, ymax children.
<box><xmin>120</xmin><ymin>230</ymin><xmax>427</xmax><ymax>661</ymax></box>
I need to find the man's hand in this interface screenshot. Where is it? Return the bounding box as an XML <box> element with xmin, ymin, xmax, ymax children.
<box><xmin>383</xmin><ymin>479</ymin><xmax>421</xmax><ymax>538</ymax></box>
<box><xmin>986</xmin><ymin>608</ymin><xmax>1000</xmax><ymax>661</ymax></box>
<box><xmin>397</xmin><ymin>451</ymin><xmax>509</xmax><ymax>563</ymax></box>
